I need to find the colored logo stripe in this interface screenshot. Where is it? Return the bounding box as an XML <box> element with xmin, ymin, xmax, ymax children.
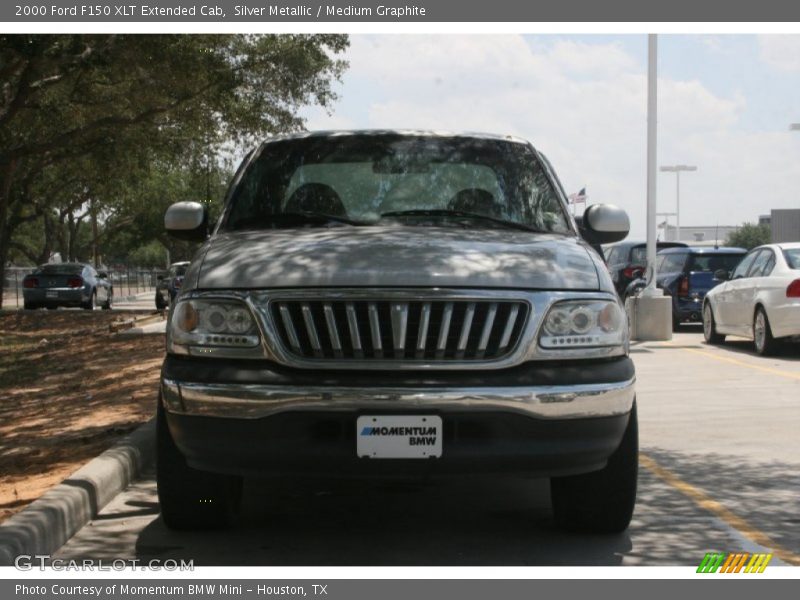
<box><xmin>698</xmin><ymin>552</ymin><xmax>772</xmax><ymax>573</ymax></box>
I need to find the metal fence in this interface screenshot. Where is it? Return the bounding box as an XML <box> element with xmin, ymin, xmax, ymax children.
<box><xmin>2</xmin><ymin>266</ymin><xmax>164</xmax><ymax>309</ymax></box>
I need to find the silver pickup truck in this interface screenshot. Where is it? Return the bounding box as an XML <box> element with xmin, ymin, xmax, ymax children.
<box><xmin>158</xmin><ymin>130</ymin><xmax>636</xmax><ymax>533</ymax></box>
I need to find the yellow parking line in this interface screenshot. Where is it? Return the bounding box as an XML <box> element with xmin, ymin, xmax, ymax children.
<box><xmin>639</xmin><ymin>453</ymin><xmax>800</xmax><ymax>566</ymax></box>
<box><xmin>657</xmin><ymin>342</ymin><xmax>800</xmax><ymax>382</ymax></box>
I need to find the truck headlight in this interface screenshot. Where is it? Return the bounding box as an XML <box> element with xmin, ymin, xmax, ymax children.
<box><xmin>539</xmin><ymin>300</ymin><xmax>625</xmax><ymax>348</ymax></box>
<box><xmin>170</xmin><ymin>299</ymin><xmax>260</xmax><ymax>348</ymax></box>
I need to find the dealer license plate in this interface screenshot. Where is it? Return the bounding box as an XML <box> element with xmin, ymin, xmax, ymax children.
<box><xmin>356</xmin><ymin>415</ymin><xmax>442</xmax><ymax>459</ymax></box>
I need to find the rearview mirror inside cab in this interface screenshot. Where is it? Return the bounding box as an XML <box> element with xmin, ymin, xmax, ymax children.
<box><xmin>165</xmin><ymin>201</ymin><xmax>208</xmax><ymax>242</ymax></box>
<box><xmin>578</xmin><ymin>204</ymin><xmax>630</xmax><ymax>245</ymax></box>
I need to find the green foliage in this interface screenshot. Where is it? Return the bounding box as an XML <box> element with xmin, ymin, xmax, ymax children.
<box><xmin>0</xmin><ymin>34</ymin><xmax>349</xmax><ymax>303</ymax></box>
<box><xmin>726</xmin><ymin>223</ymin><xmax>772</xmax><ymax>250</ymax></box>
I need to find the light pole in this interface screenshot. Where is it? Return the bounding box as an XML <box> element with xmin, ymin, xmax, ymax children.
<box><xmin>660</xmin><ymin>164</ymin><xmax>697</xmax><ymax>242</ymax></box>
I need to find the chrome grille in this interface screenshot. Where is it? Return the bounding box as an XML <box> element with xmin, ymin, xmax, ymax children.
<box><xmin>270</xmin><ymin>298</ymin><xmax>529</xmax><ymax>362</ymax></box>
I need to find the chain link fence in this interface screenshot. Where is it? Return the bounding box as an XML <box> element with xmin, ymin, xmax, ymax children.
<box><xmin>2</xmin><ymin>266</ymin><xmax>165</xmax><ymax>309</ymax></box>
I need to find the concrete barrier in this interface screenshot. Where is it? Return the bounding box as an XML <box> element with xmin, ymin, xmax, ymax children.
<box><xmin>0</xmin><ymin>419</ymin><xmax>155</xmax><ymax>566</ymax></box>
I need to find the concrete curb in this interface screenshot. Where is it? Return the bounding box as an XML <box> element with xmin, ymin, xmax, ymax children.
<box><xmin>0</xmin><ymin>419</ymin><xmax>156</xmax><ymax>566</ymax></box>
<box><xmin>115</xmin><ymin>320</ymin><xmax>166</xmax><ymax>337</ymax></box>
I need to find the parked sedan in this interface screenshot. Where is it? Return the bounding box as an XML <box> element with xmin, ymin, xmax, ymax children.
<box><xmin>655</xmin><ymin>247</ymin><xmax>746</xmax><ymax>329</ymax></box>
<box><xmin>22</xmin><ymin>263</ymin><xmax>113</xmax><ymax>310</ymax></box>
<box><xmin>155</xmin><ymin>261</ymin><xmax>190</xmax><ymax>309</ymax></box>
<box><xmin>703</xmin><ymin>243</ymin><xmax>800</xmax><ymax>355</ymax></box>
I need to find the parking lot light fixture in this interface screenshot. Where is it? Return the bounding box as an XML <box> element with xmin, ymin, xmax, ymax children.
<box><xmin>660</xmin><ymin>164</ymin><xmax>697</xmax><ymax>242</ymax></box>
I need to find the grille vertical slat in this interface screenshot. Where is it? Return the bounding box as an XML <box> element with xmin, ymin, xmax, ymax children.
<box><xmin>271</xmin><ymin>296</ymin><xmax>527</xmax><ymax>364</ymax></box>
<box><xmin>456</xmin><ymin>302</ymin><xmax>476</xmax><ymax>358</ymax></box>
<box><xmin>301</xmin><ymin>303</ymin><xmax>323</xmax><ymax>358</ymax></box>
<box><xmin>345</xmin><ymin>302</ymin><xmax>363</xmax><ymax>358</ymax></box>
<box><xmin>368</xmin><ymin>302</ymin><xmax>383</xmax><ymax>358</ymax></box>
<box><xmin>416</xmin><ymin>302</ymin><xmax>431</xmax><ymax>358</ymax></box>
<box><xmin>498</xmin><ymin>304</ymin><xmax>520</xmax><ymax>350</ymax></box>
<box><xmin>436</xmin><ymin>302</ymin><xmax>454</xmax><ymax>359</ymax></box>
<box><xmin>391</xmin><ymin>302</ymin><xmax>409</xmax><ymax>358</ymax></box>
<box><xmin>323</xmin><ymin>303</ymin><xmax>343</xmax><ymax>358</ymax></box>
<box><xmin>476</xmin><ymin>302</ymin><xmax>498</xmax><ymax>358</ymax></box>
<box><xmin>278</xmin><ymin>304</ymin><xmax>302</xmax><ymax>353</ymax></box>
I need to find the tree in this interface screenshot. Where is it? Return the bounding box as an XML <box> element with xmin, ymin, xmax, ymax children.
<box><xmin>726</xmin><ymin>223</ymin><xmax>771</xmax><ymax>250</ymax></box>
<box><xmin>0</xmin><ymin>34</ymin><xmax>349</xmax><ymax>306</ymax></box>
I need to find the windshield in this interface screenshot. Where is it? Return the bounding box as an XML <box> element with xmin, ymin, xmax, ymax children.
<box><xmin>221</xmin><ymin>134</ymin><xmax>571</xmax><ymax>234</ymax></box>
<box><xmin>688</xmin><ymin>253</ymin><xmax>745</xmax><ymax>273</ymax></box>
<box><xmin>784</xmin><ymin>248</ymin><xmax>800</xmax><ymax>269</ymax></box>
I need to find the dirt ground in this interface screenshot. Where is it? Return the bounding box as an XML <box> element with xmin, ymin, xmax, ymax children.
<box><xmin>0</xmin><ymin>310</ymin><xmax>164</xmax><ymax>523</ymax></box>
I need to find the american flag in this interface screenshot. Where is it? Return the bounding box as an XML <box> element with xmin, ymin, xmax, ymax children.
<box><xmin>568</xmin><ymin>187</ymin><xmax>588</xmax><ymax>205</ymax></box>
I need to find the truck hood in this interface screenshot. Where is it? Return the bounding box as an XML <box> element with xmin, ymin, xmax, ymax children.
<box><xmin>194</xmin><ymin>226</ymin><xmax>603</xmax><ymax>291</ymax></box>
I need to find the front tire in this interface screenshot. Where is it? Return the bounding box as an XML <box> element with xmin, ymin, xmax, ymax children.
<box><xmin>753</xmin><ymin>307</ymin><xmax>779</xmax><ymax>356</ymax></box>
<box><xmin>703</xmin><ymin>303</ymin><xmax>725</xmax><ymax>345</ymax></box>
<box><xmin>156</xmin><ymin>399</ymin><xmax>241</xmax><ymax>530</ymax></box>
<box><xmin>551</xmin><ymin>402</ymin><xmax>638</xmax><ymax>533</ymax></box>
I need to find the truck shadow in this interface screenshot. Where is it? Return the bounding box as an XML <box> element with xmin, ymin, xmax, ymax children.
<box><xmin>132</xmin><ymin>473</ymin><xmax>634</xmax><ymax>566</ymax></box>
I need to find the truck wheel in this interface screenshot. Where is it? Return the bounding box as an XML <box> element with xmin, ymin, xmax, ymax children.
<box><xmin>23</xmin><ymin>301</ymin><xmax>37</xmax><ymax>310</ymax></box>
<box><xmin>156</xmin><ymin>399</ymin><xmax>241</xmax><ymax>530</ymax></box>
<box><xmin>753</xmin><ymin>307</ymin><xmax>779</xmax><ymax>356</ymax></box>
<box><xmin>550</xmin><ymin>402</ymin><xmax>638</xmax><ymax>533</ymax></box>
<box><xmin>703</xmin><ymin>303</ymin><xmax>725</xmax><ymax>345</ymax></box>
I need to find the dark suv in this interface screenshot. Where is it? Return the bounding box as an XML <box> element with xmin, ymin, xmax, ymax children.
<box><xmin>655</xmin><ymin>247</ymin><xmax>746</xmax><ymax>329</ymax></box>
<box><xmin>155</xmin><ymin>261</ymin><xmax>190</xmax><ymax>309</ymax></box>
<box><xmin>605</xmin><ymin>241</ymin><xmax>688</xmax><ymax>299</ymax></box>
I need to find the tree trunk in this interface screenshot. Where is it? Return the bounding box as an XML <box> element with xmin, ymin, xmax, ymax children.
<box><xmin>0</xmin><ymin>223</ymin><xmax>11</xmax><ymax>310</ymax></box>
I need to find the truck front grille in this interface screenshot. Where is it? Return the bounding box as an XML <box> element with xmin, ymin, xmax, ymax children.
<box><xmin>269</xmin><ymin>298</ymin><xmax>529</xmax><ymax>362</ymax></box>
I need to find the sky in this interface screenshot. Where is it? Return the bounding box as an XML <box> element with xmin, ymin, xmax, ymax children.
<box><xmin>301</xmin><ymin>34</ymin><xmax>800</xmax><ymax>238</ymax></box>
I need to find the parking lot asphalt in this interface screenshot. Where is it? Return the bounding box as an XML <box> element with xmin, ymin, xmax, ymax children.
<box><xmin>52</xmin><ymin>326</ymin><xmax>800</xmax><ymax>566</ymax></box>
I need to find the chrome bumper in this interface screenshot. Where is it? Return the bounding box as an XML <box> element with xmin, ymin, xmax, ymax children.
<box><xmin>161</xmin><ymin>377</ymin><xmax>635</xmax><ymax>420</ymax></box>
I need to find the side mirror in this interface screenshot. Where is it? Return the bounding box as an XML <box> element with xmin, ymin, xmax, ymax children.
<box><xmin>713</xmin><ymin>269</ymin><xmax>730</xmax><ymax>281</ymax></box>
<box><xmin>165</xmin><ymin>201</ymin><xmax>208</xmax><ymax>242</ymax></box>
<box><xmin>578</xmin><ymin>204</ymin><xmax>630</xmax><ymax>245</ymax></box>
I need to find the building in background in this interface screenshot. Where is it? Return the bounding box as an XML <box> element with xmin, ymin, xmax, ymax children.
<box><xmin>769</xmin><ymin>209</ymin><xmax>800</xmax><ymax>243</ymax></box>
<box><xmin>659</xmin><ymin>223</ymin><xmax>739</xmax><ymax>246</ymax></box>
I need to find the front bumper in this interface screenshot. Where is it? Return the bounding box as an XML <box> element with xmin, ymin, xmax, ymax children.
<box><xmin>160</xmin><ymin>356</ymin><xmax>635</xmax><ymax>478</ymax></box>
<box><xmin>673</xmin><ymin>295</ymin><xmax>704</xmax><ymax>322</ymax></box>
<box><xmin>162</xmin><ymin>378</ymin><xmax>635</xmax><ymax>421</ymax></box>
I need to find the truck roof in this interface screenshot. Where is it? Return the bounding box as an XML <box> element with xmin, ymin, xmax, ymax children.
<box><xmin>259</xmin><ymin>129</ymin><xmax>532</xmax><ymax>147</ymax></box>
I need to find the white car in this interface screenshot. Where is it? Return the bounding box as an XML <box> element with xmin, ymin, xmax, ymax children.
<box><xmin>703</xmin><ymin>242</ymin><xmax>800</xmax><ymax>355</ymax></box>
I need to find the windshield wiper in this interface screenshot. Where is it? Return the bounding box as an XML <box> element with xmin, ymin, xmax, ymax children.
<box><xmin>379</xmin><ymin>209</ymin><xmax>541</xmax><ymax>233</ymax></box>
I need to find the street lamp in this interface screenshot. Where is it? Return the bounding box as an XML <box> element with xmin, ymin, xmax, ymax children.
<box><xmin>660</xmin><ymin>164</ymin><xmax>697</xmax><ymax>242</ymax></box>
